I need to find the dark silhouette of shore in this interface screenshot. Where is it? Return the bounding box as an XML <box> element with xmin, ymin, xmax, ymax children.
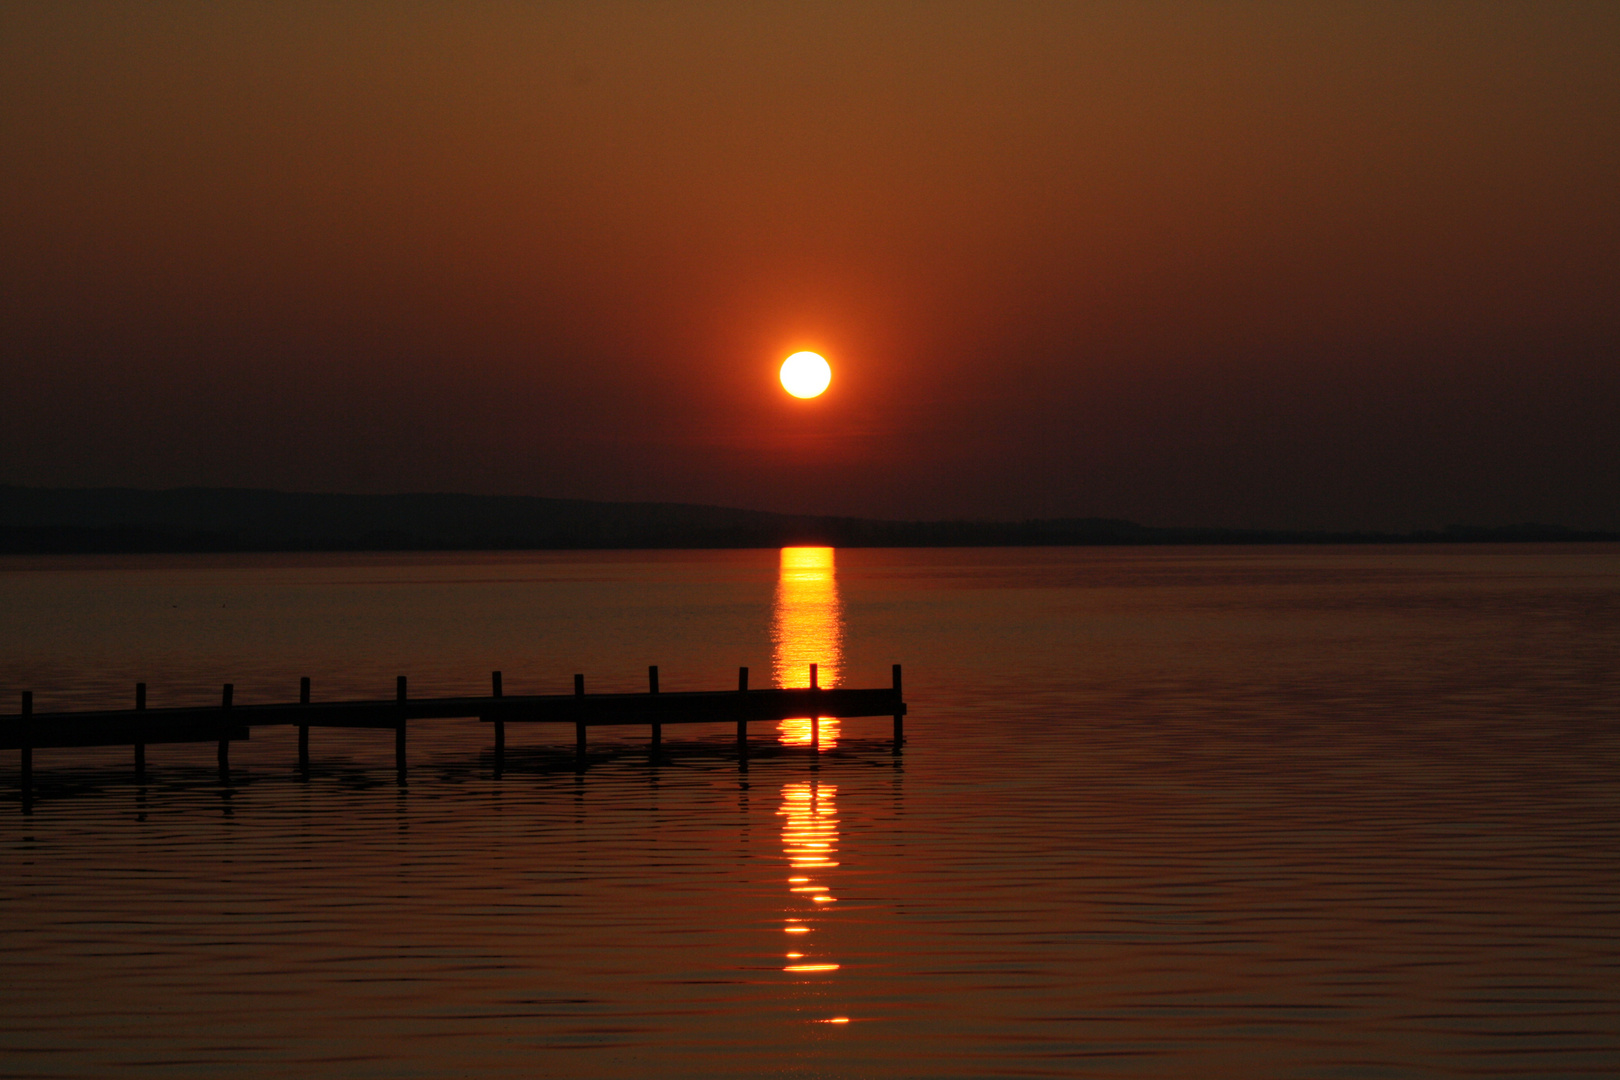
<box><xmin>1</xmin><ymin>486</ymin><xmax>1614</xmax><ymax>554</ymax></box>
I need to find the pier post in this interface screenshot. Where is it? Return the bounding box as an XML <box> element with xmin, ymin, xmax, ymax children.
<box><xmin>892</xmin><ymin>663</ymin><xmax>904</xmax><ymax>752</ymax></box>
<box><xmin>134</xmin><ymin>683</ymin><xmax>146</xmax><ymax>779</ymax></box>
<box><xmin>648</xmin><ymin>665</ymin><xmax>661</xmax><ymax>755</ymax></box>
<box><xmin>491</xmin><ymin>670</ymin><xmax>504</xmax><ymax>777</ymax></box>
<box><xmin>574</xmin><ymin>674</ymin><xmax>586</xmax><ymax>762</ymax></box>
<box><xmin>395</xmin><ymin>676</ymin><xmax>407</xmax><ymax>777</ymax></box>
<box><xmin>298</xmin><ymin>677</ymin><xmax>310</xmax><ymax>775</ymax></box>
<box><xmin>736</xmin><ymin>666</ymin><xmax>748</xmax><ymax>756</ymax></box>
<box><xmin>218</xmin><ymin>684</ymin><xmax>232</xmax><ymax>779</ymax></box>
<box><xmin>20</xmin><ymin>691</ymin><xmax>32</xmax><ymax>808</ymax></box>
<box><xmin>809</xmin><ymin>663</ymin><xmax>820</xmax><ymax>751</ymax></box>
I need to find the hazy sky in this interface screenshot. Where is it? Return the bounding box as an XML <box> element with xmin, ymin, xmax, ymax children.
<box><xmin>4</xmin><ymin>2</ymin><xmax>1617</xmax><ymax>529</ymax></box>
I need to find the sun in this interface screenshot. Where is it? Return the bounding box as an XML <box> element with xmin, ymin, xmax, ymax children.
<box><xmin>779</xmin><ymin>352</ymin><xmax>832</xmax><ymax>399</ymax></box>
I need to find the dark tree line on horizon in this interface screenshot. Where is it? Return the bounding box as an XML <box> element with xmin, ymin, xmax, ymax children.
<box><xmin>1</xmin><ymin>487</ymin><xmax>1613</xmax><ymax>554</ymax></box>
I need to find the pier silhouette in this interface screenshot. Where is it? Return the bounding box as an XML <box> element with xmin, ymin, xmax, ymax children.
<box><xmin>3</xmin><ymin>664</ymin><xmax>906</xmax><ymax>807</ymax></box>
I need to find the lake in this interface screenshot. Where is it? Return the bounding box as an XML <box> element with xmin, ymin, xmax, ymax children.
<box><xmin>3</xmin><ymin>544</ymin><xmax>1620</xmax><ymax>1078</ymax></box>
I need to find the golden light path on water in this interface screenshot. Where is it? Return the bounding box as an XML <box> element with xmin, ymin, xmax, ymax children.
<box><xmin>771</xmin><ymin>546</ymin><xmax>842</xmax><ymax>748</ymax></box>
<box><xmin>779</xmin><ymin>779</ymin><xmax>843</xmax><ymax>1004</ymax></box>
<box><xmin>771</xmin><ymin>547</ymin><xmax>847</xmax><ymax>1018</ymax></box>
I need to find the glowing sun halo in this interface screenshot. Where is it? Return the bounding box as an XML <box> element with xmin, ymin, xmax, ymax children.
<box><xmin>780</xmin><ymin>352</ymin><xmax>832</xmax><ymax>399</ymax></box>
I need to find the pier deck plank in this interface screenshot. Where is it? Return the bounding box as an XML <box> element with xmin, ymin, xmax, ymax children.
<box><xmin>0</xmin><ymin>686</ymin><xmax>905</xmax><ymax>750</ymax></box>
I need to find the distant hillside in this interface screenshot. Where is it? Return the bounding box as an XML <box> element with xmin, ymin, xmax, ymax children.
<box><xmin>0</xmin><ymin>487</ymin><xmax>1614</xmax><ymax>553</ymax></box>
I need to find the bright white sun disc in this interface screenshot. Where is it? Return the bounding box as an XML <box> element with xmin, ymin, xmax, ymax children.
<box><xmin>780</xmin><ymin>352</ymin><xmax>832</xmax><ymax>399</ymax></box>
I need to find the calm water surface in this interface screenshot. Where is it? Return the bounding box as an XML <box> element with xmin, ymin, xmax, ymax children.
<box><xmin>3</xmin><ymin>545</ymin><xmax>1620</xmax><ymax>1078</ymax></box>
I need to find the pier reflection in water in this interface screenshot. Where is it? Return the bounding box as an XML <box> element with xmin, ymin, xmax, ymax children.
<box><xmin>771</xmin><ymin>547</ymin><xmax>842</xmax><ymax>748</ymax></box>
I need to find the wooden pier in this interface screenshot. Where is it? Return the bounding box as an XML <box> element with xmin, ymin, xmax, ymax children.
<box><xmin>2</xmin><ymin>664</ymin><xmax>907</xmax><ymax>804</ymax></box>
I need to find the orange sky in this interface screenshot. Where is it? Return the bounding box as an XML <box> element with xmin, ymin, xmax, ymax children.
<box><xmin>3</xmin><ymin>2</ymin><xmax>1617</xmax><ymax>529</ymax></box>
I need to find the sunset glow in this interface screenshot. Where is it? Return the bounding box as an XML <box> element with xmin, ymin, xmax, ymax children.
<box><xmin>5</xmin><ymin>7</ymin><xmax>1615</xmax><ymax>534</ymax></box>
<box><xmin>5</xmin><ymin>6</ymin><xmax>1616</xmax><ymax>1076</ymax></box>
<box><xmin>779</xmin><ymin>352</ymin><xmax>832</xmax><ymax>399</ymax></box>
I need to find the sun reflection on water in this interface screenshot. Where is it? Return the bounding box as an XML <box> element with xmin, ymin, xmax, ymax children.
<box><xmin>772</xmin><ymin>546</ymin><xmax>842</xmax><ymax>747</ymax></box>
<box><xmin>779</xmin><ymin>781</ymin><xmax>840</xmax><ymax>979</ymax></box>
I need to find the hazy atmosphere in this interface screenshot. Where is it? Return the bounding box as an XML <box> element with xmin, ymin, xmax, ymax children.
<box><xmin>4</xmin><ymin>2</ymin><xmax>1617</xmax><ymax>530</ymax></box>
<box><xmin>8</xmin><ymin>9</ymin><xmax>1620</xmax><ymax>1075</ymax></box>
